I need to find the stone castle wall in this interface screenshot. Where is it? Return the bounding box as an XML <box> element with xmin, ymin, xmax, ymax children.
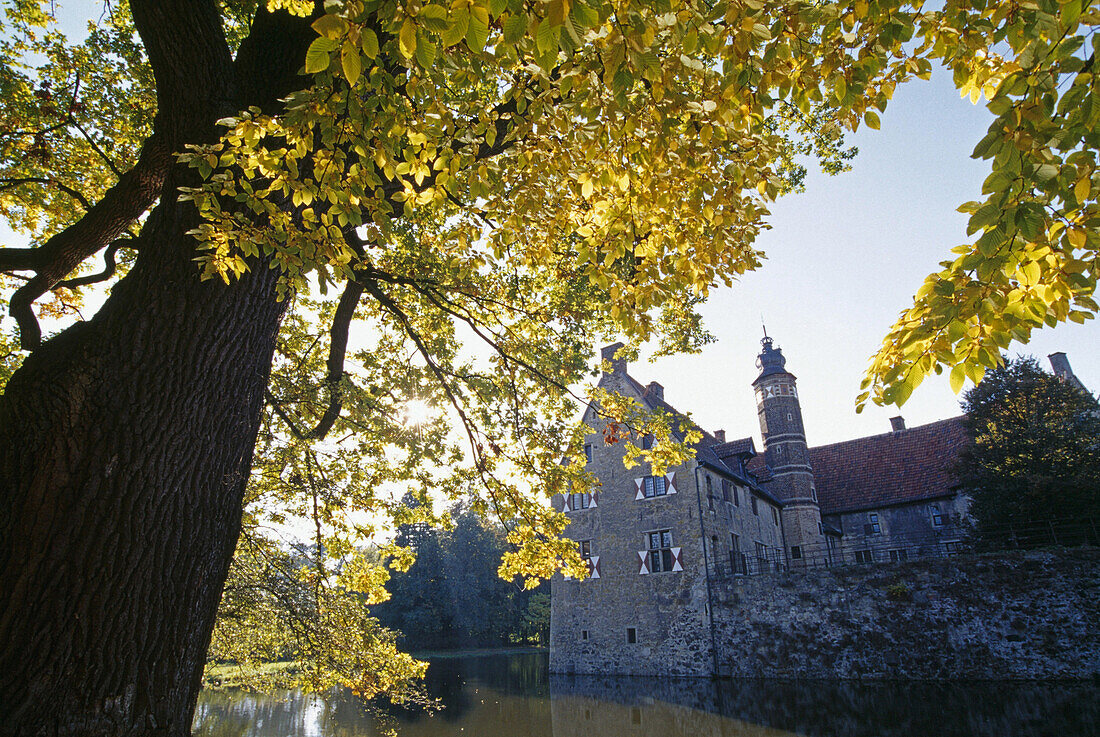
<box><xmin>711</xmin><ymin>547</ymin><xmax>1100</xmax><ymax>679</ymax></box>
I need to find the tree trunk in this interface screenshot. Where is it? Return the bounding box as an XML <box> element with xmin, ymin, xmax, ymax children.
<box><xmin>0</xmin><ymin>3</ymin><xmax>316</xmax><ymax>735</ymax></box>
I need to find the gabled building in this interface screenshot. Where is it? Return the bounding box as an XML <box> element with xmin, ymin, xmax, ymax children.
<box><xmin>549</xmin><ymin>338</ymin><xmax>1086</xmax><ymax>675</ymax></box>
<box><xmin>549</xmin><ymin>343</ymin><xmax>786</xmax><ymax>676</ymax></box>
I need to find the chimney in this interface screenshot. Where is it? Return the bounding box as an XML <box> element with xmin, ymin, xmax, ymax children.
<box><xmin>646</xmin><ymin>381</ymin><xmax>664</xmax><ymax>400</ymax></box>
<box><xmin>600</xmin><ymin>342</ymin><xmax>626</xmax><ymax>375</ymax></box>
<box><xmin>714</xmin><ymin>430</ymin><xmax>726</xmax><ymax>443</ymax></box>
<box><xmin>890</xmin><ymin>416</ymin><xmax>906</xmax><ymax>433</ymax></box>
<box><xmin>1048</xmin><ymin>352</ymin><xmax>1073</xmax><ymax>380</ymax></box>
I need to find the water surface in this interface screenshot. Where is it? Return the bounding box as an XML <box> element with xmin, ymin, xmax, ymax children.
<box><xmin>193</xmin><ymin>652</ymin><xmax>1098</xmax><ymax>737</ymax></box>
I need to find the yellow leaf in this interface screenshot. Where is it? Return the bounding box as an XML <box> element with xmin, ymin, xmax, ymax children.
<box><xmin>399</xmin><ymin>18</ymin><xmax>417</xmax><ymax>58</ymax></box>
<box><xmin>1075</xmin><ymin>176</ymin><xmax>1090</xmax><ymax>202</ymax></box>
<box><xmin>341</xmin><ymin>42</ymin><xmax>362</xmax><ymax>85</ymax></box>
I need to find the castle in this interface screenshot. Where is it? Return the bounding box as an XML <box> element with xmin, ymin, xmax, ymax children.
<box><xmin>548</xmin><ymin>338</ymin><xmax>1089</xmax><ymax>676</ymax></box>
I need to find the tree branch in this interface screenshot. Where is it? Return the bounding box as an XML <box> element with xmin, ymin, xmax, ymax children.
<box><xmin>5</xmin><ymin>131</ymin><xmax>170</xmax><ymax>349</ymax></box>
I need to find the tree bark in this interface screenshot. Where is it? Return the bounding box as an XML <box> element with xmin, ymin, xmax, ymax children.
<box><xmin>0</xmin><ymin>3</ymin><xmax>316</xmax><ymax>734</ymax></box>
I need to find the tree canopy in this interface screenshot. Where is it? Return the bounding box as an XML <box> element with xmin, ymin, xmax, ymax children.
<box><xmin>0</xmin><ymin>0</ymin><xmax>1099</xmax><ymax>731</ymax></box>
<box><xmin>957</xmin><ymin>355</ymin><xmax>1100</xmax><ymax>534</ymax></box>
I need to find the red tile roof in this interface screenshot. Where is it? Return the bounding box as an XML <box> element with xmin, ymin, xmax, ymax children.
<box><xmin>806</xmin><ymin>417</ymin><xmax>969</xmax><ymax>515</ymax></box>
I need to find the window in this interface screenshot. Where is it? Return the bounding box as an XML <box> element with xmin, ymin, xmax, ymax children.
<box><xmin>584</xmin><ymin>443</ymin><xmax>593</xmax><ymax>462</ymax></box>
<box><xmin>931</xmin><ymin>505</ymin><xmax>944</xmax><ymax>527</ymax></box>
<box><xmin>626</xmin><ymin>627</ymin><xmax>637</xmax><ymax>644</ymax></box>
<box><xmin>787</xmin><ymin>413</ymin><xmax>793</xmax><ymax>421</ymax></box>
<box><xmin>791</xmin><ymin>545</ymin><xmax>802</xmax><ymax>560</ymax></box>
<box><xmin>944</xmin><ymin>541</ymin><xmax>961</xmax><ymax>556</ymax></box>
<box><xmin>811</xmin><ymin>485</ymin><xmax>817</xmax><ymax>502</ymax></box>
<box><xmin>751</xmin><ymin>495</ymin><xmax>758</xmax><ymax>515</ymax></box>
<box><xmin>731</xmin><ymin>534</ymin><xmax>745</xmax><ymax>574</ymax></box>
<box><xmin>772</xmin><ymin>507</ymin><xmax>779</xmax><ymax>525</ymax></box>
<box><xmin>706</xmin><ymin>475</ymin><xmax>714</xmax><ymax>510</ymax></box>
<box><xmin>722</xmin><ymin>479</ymin><xmax>731</xmax><ymax>502</ymax></box>
<box><xmin>579</xmin><ymin>539</ymin><xmax>592</xmax><ymax>560</ymax></box>
<box><xmin>733</xmin><ymin>484</ymin><xmax>740</xmax><ymax>506</ymax></box>
<box><xmin>641</xmin><ymin>434</ymin><xmax>653</xmax><ymax>450</ymax></box>
<box><xmin>865</xmin><ymin>513</ymin><xmax>881</xmax><ymax>535</ymax></box>
<box><xmin>568</xmin><ymin>492</ymin><xmax>591</xmax><ymax>511</ymax></box>
<box><xmin>641</xmin><ymin>475</ymin><xmax>668</xmax><ymax>498</ymax></box>
<box><xmin>755</xmin><ymin>541</ymin><xmax>767</xmax><ymax>560</ymax></box>
<box><xmin>581</xmin><ymin>630</ymin><xmax>589</xmax><ymax>641</ymax></box>
<box><xmin>648</xmin><ymin>529</ymin><xmax>675</xmax><ymax>572</ymax></box>
<box><xmin>854</xmin><ymin>550</ymin><xmax>873</xmax><ymax>564</ymax></box>
<box><xmin>889</xmin><ymin>549</ymin><xmax>908</xmax><ymax>562</ymax></box>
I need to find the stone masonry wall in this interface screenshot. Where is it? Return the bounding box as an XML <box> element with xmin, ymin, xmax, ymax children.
<box><xmin>712</xmin><ymin>548</ymin><xmax>1100</xmax><ymax>679</ymax></box>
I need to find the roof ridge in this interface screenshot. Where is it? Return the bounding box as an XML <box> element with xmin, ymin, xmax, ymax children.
<box><xmin>808</xmin><ymin>415</ymin><xmax>965</xmax><ymax>451</ymax></box>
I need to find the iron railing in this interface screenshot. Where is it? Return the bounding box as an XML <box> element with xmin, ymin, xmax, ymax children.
<box><xmin>711</xmin><ymin>517</ymin><xmax>1099</xmax><ymax>577</ymax></box>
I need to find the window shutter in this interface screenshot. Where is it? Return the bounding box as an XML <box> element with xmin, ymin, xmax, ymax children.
<box><xmin>665</xmin><ymin>471</ymin><xmax>678</xmax><ymax>494</ymax></box>
<box><xmin>671</xmin><ymin>547</ymin><xmax>684</xmax><ymax>572</ymax></box>
<box><xmin>634</xmin><ymin>478</ymin><xmax>645</xmax><ymax>500</ymax></box>
<box><xmin>637</xmin><ymin>550</ymin><xmax>650</xmax><ymax>574</ymax></box>
<box><xmin>589</xmin><ymin>556</ymin><xmax>601</xmax><ymax>579</ymax></box>
<box><xmin>564</xmin><ymin>494</ymin><xmax>573</xmax><ymax>512</ymax></box>
<box><xmin>590</xmin><ymin>490</ymin><xmax>599</xmax><ymax>508</ymax></box>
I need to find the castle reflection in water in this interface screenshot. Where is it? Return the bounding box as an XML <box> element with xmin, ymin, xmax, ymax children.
<box><xmin>193</xmin><ymin>653</ymin><xmax>1098</xmax><ymax>737</ymax></box>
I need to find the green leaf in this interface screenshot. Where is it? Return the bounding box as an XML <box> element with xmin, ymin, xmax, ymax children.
<box><xmin>415</xmin><ymin>38</ymin><xmax>438</xmax><ymax>69</ymax></box>
<box><xmin>418</xmin><ymin>5</ymin><xmax>450</xmax><ymax>32</ymax></box>
<box><xmin>863</xmin><ymin>110</ymin><xmax>880</xmax><ymax>130</ymax></box>
<box><xmin>535</xmin><ymin>19</ymin><xmax>560</xmax><ymax>54</ymax></box>
<box><xmin>442</xmin><ymin>8</ymin><xmax>469</xmax><ymax>47</ymax></box>
<box><xmin>305</xmin><ymin>37</ymin><xmax>338</xmax><ymax>73</ymax></box>
<box><xmin>360</xmin><ymin>28</ymin><xmax>379</xmax><ymax>59</ymax></box>
<box><xmin>466</xmin><ymin>12</ymin><xmax>489</xmax><ymax>52</ymax></box>
<box><xmin>503</xmin><ymin>13</ymin><xmax>527</xmax><ymax>44</ymax></box>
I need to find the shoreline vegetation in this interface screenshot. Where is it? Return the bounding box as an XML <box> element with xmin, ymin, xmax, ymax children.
<box><xmin>204</xmin><ymin>646</ymin><xmax>548</xmax><ymax>689</ymax></box>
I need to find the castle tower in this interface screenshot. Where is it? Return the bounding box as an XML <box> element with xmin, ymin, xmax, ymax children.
<box><xmin>752</xmin><ymin>334</ymin><xmax>826</xmax><ymax>564</ymax></box>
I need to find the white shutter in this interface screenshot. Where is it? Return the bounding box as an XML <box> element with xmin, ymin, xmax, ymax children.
<box><xmin>589</xmin><ymin>556</ymin><xmax>600</xmax><ymax>579</ymax></box>
<box><xmin>590</xmin><ymin>490</ymin><xmax>598</xmax><ymax>508</ymax></box>
<box><xmin>637</xmin><ymin>550</ymin><xmax>650</xmax><ymax>574</ymax></box>
<box><xmin>666</xmin><ymin>471</ymin><xmax>678</xmax><ymax>494</ymax></box>
<box><xmin>671</xmin><ymin>547</ymin><xmax>684</xmax><ymax>572</ymax></box>
<box><xmin>563</xmin><ymin>494</ymin><xmax>573</xmax><ymax>512</ymax></box>
<box><xmin>634</xmin><ymin>478</ymin><xmax>645</xmax><ymax>500</ymax></box>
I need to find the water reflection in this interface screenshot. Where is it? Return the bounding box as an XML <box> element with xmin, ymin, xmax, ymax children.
<box><xmin>193</xmin><ymin>653</ymin><xmax>1098</xmax><ymax>737</ymax></box>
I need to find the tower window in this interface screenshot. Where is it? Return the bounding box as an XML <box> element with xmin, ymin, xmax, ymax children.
<box><xmin>584</xmin><ymin>443</ymin><xmax>593</xmax><ymax>462</ymax></box>
<box><xmin>791</xmin><ymin>545</ymin><xmax>802</xmax><ymax>560</ymax></box>
<box><xmin>787</xmin><ymin>413</ymin><xmax>792</xmax><ymax>421</ymax></box>
<box><xmin>930</xmin><ymin>505</ymin><xmax>944</xmax><ymax>527</ymax></box>
<box><xmin>751</xmin><ymin>496</ymin><xmax>758</xmax><ymax>515</ymax></box>
<box><xmin>772</xmin><ymin>507</ymin><xmax>779</xmax><ymax>525</ymax></box>
<box><xmin>581</xmin><ymin>630</ymin><xmax>589</xmax><ymax>641</ymax></box>
<box><xmin>626</xmin><ymin>627</ymin><xmax>637</xmax><ymax>644</ymax></box>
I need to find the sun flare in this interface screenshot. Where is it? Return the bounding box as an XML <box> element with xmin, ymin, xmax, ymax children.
<box><xmin>402</xmin><ymin>399</ymin><xmax>434</xmax><ymax>427</ymax></box>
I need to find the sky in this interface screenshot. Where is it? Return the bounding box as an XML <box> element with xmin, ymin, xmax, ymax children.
<box><xmin>6</xmin><ymin>3</ymin><xmax>1099</xmax><ymax>452</ymax></box>
<box><xmin>629</xmin><ymin>69</ymin><xmax>1100</xmax><ymax>448</ymax></box>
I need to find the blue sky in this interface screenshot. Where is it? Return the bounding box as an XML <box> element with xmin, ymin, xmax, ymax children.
<box><xmin>632</xmin><ymin>69</ymin><xmax>1100</xmax><ymax>447</ymax></box>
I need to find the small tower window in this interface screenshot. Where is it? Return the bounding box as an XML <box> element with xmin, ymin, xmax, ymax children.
<box><xmin>584</xmin><ymin>443</ymin><xmax>593</xmax><ymax>462</ymax></box>
<box><xmin>581</xmin><ymin>630</ymin><xmax>589</xmax><ymax>641</ymax></box>
<box><xmin>787</xmin><ymin>413</ymin><xmax>792</xmax><ymax>421</ymax></box>
<box><xmin>626</xmin><ymin>627</ymin><xmax>638</xmax><ymax>644</ymax></box>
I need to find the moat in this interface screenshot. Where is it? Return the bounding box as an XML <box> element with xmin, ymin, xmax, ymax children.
<box><xmin>192</xmin><ymin>652</ymin><xmax>1099</xmax><ymax>737</ymax></box>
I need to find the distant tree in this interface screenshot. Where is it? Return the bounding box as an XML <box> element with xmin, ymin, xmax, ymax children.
<box><xmin>958</xmin><ymin>356</ymin><xmax>1100</xmax><ymax>535</ymax></box>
